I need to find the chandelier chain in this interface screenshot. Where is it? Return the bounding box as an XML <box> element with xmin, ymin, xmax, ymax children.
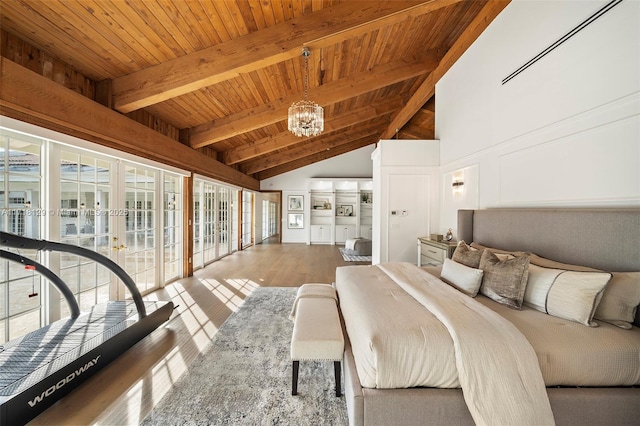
<box><xmin>304</xmin><ymin>52</ymin><xmax>309</xmax><ymax>101</ymax></box>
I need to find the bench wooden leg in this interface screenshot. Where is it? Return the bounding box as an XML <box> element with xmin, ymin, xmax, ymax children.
<box><xmin>292</xmin><ymin>361</ymin><xmax>299</xmax><ymax>396</ymax></box>
<box><xmin>334</xmin><ymin>361</ymin><xmax>341</xmax><ymax>397</ymax></box>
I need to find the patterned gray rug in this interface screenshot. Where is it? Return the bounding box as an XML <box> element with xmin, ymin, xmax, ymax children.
<box><xmin>141</xmin><ymin>287</ymin><xmax>348</xmax><ymax>426</ymax></box>
<box><xmin>339</xmin><ymin>248</ymin><xmax>372</xmax><ymax>262</ymax></box>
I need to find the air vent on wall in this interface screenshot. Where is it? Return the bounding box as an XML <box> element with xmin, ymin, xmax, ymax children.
<box><xmin>502</xmin><ymin>0</ymin><xmax>623</xmax><ymax>85</ymax></box>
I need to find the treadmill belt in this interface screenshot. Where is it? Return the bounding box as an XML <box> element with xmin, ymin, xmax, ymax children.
<box><xmin>0</xmin><ymin>301</ymin><xmax>164</xmax><ymax>397</ymax></box>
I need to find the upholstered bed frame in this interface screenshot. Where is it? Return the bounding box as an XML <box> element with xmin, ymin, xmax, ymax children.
<box><xmin>341</xmin><ymin>208</ymin><xmax>640</xmax><ymax>426</ymax></box>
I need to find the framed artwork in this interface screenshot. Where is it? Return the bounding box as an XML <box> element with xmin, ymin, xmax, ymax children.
<box><xmin>336</xmin><ymin>206</ymin><xmax>345</xmax><ymax>216</ymax></box>
<box><xmin>288</xmin><ymin>195</ymin><xmax>303</xmax><ymax>211</ymax></box>
<box><xmin>343</xmin><ymin>205</ymin><xmax>353</xmax><ymax>216</ymax></box>
<box><xmin>288</xmin><ymin>213</ymin><xmax>304</xmax><ymax>229</ymax></box>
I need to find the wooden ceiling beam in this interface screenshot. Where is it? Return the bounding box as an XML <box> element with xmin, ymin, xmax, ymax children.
<box><xmin>0</xmin><ymin>57</ymin><xmax>259</xmax><ymax>190</ymax></box>
<box><xmin>254</xmin><ymin>136</ymin><xmax>378</xmax><ymax>180</ymax></box>
<box><xmin>411</xmin><ymin>108</ymin><xmax>435</xmax><ymax>123</ymax></box>
<box><xmin>400</xmin><ymin>123</ymin><xmax>435</xmax><ymax>139</ymax></box>
<box><xmin>380</xmin><ymin>0</ymin><xmax>510</xmax><ymax>139</ymax></box>
<box><xmin>241</xmin><ymin>121</ymin><xmax>387</xmax><ymax>174</ymax></box>
<box><xmin>111</xmin><ymin>0</ymin><xmax>463</xmax><ymax>113</ymax></box>
<box><xmin>189</xmin><ymin>53</ymin><xmax>439</xmax><ymax>149</ymax></box>
<box><xmin>223</xmin><ymin>97</ymin><xmax>404</xmax><ymax>165</ymax></box>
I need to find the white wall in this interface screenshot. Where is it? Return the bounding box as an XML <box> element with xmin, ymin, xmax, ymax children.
<box><xmin>437</xmin><ymin>0</ymin><xmax>640</xmax><ymax>235</ymax></box>
<box><xmin>261</xmin><ymin>145</ymin><xmax>375</xmax><ymax>242</ymax></box>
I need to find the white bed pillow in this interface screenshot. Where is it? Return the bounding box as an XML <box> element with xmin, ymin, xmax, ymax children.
<box><xmin>524</xmin><ymin>263</ymin><xmax>613</xmax><ymax>327</ymax></box>
<box><xmin>594</xmin><ymin>272</ymin><xmax>640</xmax><ymax>329</ymax></box>
<box><xmin>440</xmin><ymin>258</ymin><xmax>484</xmax><ymax>297</ymax></box>
<box><xmin>547</xmin><ymin>271</ymin><xmax>611</xmax><ymax>327</ymax></box>
<box><xmin>524</xmin><ymin>264</ymin><xmax>564</xmax><ymax>312</ymax></box>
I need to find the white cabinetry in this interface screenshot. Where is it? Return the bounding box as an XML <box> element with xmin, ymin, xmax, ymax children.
<box><xmin>360</xmin><ymin>189</ymin><xmax>373</xmax><ymax>239</ymax></box>
<box><xmin>309</xmin><ymin>187</ymin><xmax>334</xmax><ymax>244</ymax></box>
<box><xmin>372</xmin><ymin>140</ymin><xmax>440</xmax><ymax>264</ymax></box>
<box><xmin>335</xmin><ymin>225</ymin><xmax>356</xmax><ymax>243</ymax></box>
<box><xmin>310</xmin><ymin>224</ymin><xmax>332</xmax><ymax>243</ymax></box>
<box><xmin>307</xmin><ymin>179</ymin><xmax>372</xmax><ymax>245</ymax></box>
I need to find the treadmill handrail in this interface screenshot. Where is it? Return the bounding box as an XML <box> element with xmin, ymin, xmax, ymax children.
<box><xmin>0</xmin><ymin>249</ymin><xmax>81</xmax><ymax>318</ymax></box>
<box><xmin>0</xmin><ymin>231</ymin><xmax>146</xmax><ymax>318</ymax></box>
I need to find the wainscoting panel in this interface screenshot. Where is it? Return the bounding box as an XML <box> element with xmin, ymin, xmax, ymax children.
<box><xmin>498</xmin><ymin>113</ymin><xmax>639</xmax><ymax>204</ymax></box>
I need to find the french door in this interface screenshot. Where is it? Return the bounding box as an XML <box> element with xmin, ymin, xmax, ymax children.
<box><xmin>192</xmin><ymin>178</ymin><xmax>234</xmax><ymax>270</ymax></box>
<box><xmin>0</xmin><ymin>124</ymin><xmax>184</xmax><ymax>342</ymax></box>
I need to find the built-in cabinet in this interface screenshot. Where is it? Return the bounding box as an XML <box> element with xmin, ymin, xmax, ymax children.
<box><xmin>308</xmin><ymin>179</ymin><xmax>373</xmax><ymax>245</ymax></box>
<box><xmin>372</xmin><ymin>140</ymin><xmax>440</xmax><ymax>264</ymax></box>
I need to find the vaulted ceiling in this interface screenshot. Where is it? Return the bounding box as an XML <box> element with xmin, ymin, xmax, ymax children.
<box><xmin>0</xmin><ymin>0</ymin><xmax>508</xmax><ymax>186</ymax></box>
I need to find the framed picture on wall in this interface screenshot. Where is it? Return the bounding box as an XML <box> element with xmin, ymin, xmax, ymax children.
<box><xmin>288</xmin><ymin>213</ymin><xmax>304</xmax><ymax>229</ymax></box>
<box><xmin>288</xmin><ymin>195</ymin><xmax>303</xmax><ymax>211</ymax></box>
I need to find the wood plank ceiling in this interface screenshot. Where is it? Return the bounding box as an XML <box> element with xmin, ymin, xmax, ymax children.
<box><xmin>0</xmin><ymin>0</ymin><xmax>504</xmax><ymax>183</ymax></box>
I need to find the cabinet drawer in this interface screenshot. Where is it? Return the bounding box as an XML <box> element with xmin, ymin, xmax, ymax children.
<box><xmin>421</xmin><ymin>243</ymin><xmax>445</xmax><ymax>263</ymax></box>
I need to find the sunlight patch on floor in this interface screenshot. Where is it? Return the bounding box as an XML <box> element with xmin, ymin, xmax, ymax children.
<box><xmin>114</xmin><ymin>274</ymin><xmax>262</xmax><ymax>421</ymax></box>
<box><xmin>120</xmin><ymin>345</ymin><xmax>189</xmax><ymax>423</ymax></box>
<box><xmin>225</xmin><ymin>277</ymin><xmax>259</xmax><ymax>295</ymax></box>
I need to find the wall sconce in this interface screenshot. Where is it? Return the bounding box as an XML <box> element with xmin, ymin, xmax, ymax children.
<box><xmin>95</xmin><ymin>202</ymin><xmax>100</xmax><ymax>210</ymax></box>
<box><xmin>452</xmin><ymin>172</ymin><xmax>464</xmax><ymax>195</ymax></box>
<box><xmin>24</xmin><ymin>200</ymin><xmax>32</xmax><ymax>209</ymax></box>
<box><xmin>80</xmin><ymin>202</ymin><xmax>86</xmax><ymax>209</ymax></box>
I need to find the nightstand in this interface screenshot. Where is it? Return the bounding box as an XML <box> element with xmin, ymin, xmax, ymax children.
<box><xmin>417</xmin><ymin>237</ymin><xmax>457</xmax><ymax>266</ymax></box>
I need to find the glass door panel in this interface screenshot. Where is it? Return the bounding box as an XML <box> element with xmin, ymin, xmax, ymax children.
<box><xmin>123</xmin><ymin>165</ymin><xmax>157</xmax><ymax>295</ymax></box>
<box><xmin>58</xmin><ymin>150</ymin><xmax>112</xmax><ymax>313</ymax></box>
<box><xmin>202</xmin><ymin>183</ymin><xmax>216</xmax><ymax>264</ymax></box>
<box><xmin>193</xmin><ymin>181</ymin><xmax>202</xmax><ymax>269</ymax></box>
<box><xmin>218</xmin><ymin>187</ymin><xmax>229</xmax><ymax>257</ymax></box>
<box><xmin>163</xmin><ymin>174</ymin><xmax>181</xmax><ymax>281</ymax></box>
<box><xmin>0</xmin><ymin>130</ymin><xmax>43</xmax><ymax>342</ymax></box>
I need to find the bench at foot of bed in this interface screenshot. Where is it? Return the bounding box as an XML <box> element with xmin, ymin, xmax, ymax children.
<box><xmin>290</xmin><ymin>283</ymin><xmax>344</xmax><ymax>397</ymax></box>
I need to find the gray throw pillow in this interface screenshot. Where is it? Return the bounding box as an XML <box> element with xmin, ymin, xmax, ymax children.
<box><xmin>452</xmin><ymin>241</ymin><xmax>482</xmax><ymax>269</ymax></box>
<box><xmin>479</xmin><ymin>250</ymin><xmax>530</xmax><ymax>309</ymax></box>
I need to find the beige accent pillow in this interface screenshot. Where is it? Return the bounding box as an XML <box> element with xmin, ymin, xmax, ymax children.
<box><xmin>479</xmin><ymin>250</ymin><xmax>530</xmax><ymax>309</ymax></box>
<box><xmin>546</xmin><ymin>271</ymin><xmax>612</xmax><ymax>327</ymax></box>
<box><xmin>452</xmin><ymin>241</ymin><xmax>482</xmax><ymax>269</ymax></box>
<box><xmin>440</xmin><ymin>258</ymin><xmax>484</xmax><ymax>297</ymax></box>
<box><xmin>523</xmin><ymin>264</ymin><xmax>564</xmax><ymax>312</ymax></box>
<box><xmin>594</xmin><ymin>272</ymin><xmax>640</xmax><ymax>329</ymax></box>
<box><xmin>528</xmin><ymin>253</ymin><xmax>601</xmax><ymax>272</ymax></box>
<box><xmin>470</xmin><ymin>242</ymin><xmax>527</xmax><ymax>258</ymax></box>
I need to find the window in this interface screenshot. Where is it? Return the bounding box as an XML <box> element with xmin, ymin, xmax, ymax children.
<box><xmin>0</xmin><ymin>129</ymin><xmax>43</xmax><ymax>343</ymax></box>
<box><xmin>242</xmin><ymin>191</ymin><xmax>253</xmax><ymax>248</ymax></box>
<box><xmin>0</xmin><ymin>123</ymin><xmax>186</xmax><ymax>343</ymax></box>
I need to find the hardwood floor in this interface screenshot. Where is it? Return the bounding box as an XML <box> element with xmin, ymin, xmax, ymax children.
<box><xmin>28</xmin><ymin>238</ymin><xmax>366</xmax><ymax>425</ymax></box>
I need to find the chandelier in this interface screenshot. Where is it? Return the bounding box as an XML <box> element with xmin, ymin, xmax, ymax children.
<box><xmin>288</xmin><ymin>47</ymin><xmax>324</xmax><ymax>137</ymax></box>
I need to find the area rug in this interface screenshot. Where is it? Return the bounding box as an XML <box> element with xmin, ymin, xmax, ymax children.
<box><xmin>141</xmin><ymin>287</ymin><xmax>348</xmax><ymax>425</ymax></box>
<box><xmin>339</xmin><ymin>247</ymin><xmax>372</xmax><ymax>262</ymax></box>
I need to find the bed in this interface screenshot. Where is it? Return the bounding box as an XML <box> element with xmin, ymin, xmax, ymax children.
<box><xmin>335</xmin><ymin>208</ymin><xmax>640</xmax><ymax>426</ymax></box>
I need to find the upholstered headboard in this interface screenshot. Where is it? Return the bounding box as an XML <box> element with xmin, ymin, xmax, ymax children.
<box><xmin>458</xmin><ymin>208</ymin><xmax>640</xmax><ymax>272</ymax></box>
<box><xmin>458</xmin><ymin>208</ymin><xmax>640</xmax><ymax>327</ymax></box>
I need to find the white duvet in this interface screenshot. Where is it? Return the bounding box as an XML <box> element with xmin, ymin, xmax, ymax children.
<box><xmin>336</xmin><ymin>262</ymin><xmax>555</xmax><ymax>426</ymax></box>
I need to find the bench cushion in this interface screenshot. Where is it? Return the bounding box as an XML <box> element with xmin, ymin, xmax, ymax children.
<box><xmin>291</xmin><ymin>297</ymin><xmax>344</xmax><ymax>361</ymax></box>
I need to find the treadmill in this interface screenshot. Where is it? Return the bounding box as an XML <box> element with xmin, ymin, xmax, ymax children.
<box><xmin>0</xmin><ymin>231</ymin><xmax>175</xmax><ymax>425</ymax></box>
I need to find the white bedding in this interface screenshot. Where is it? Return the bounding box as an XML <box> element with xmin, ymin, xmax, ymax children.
<box><xmin>338</xmin><ymin>262</ymin><xmax>554</xmax><ymax>425</ymax></box>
